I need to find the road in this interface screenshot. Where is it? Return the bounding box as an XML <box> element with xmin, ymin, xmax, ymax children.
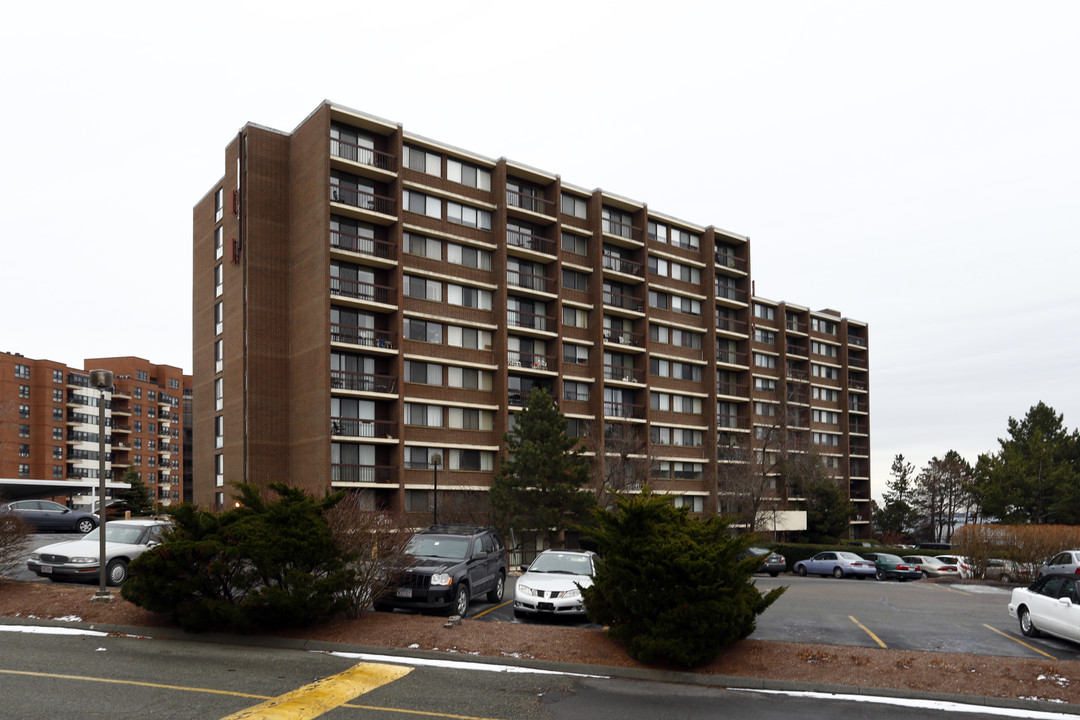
<box><xmin>0</xmin><ymin>626</ymin><xmax>1045</xmax><ymax>719</ymax></box>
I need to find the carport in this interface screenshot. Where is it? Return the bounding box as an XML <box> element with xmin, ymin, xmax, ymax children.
<box><xmin>0</xmin><ymin>478</ymin><xmax>130</xmax><ymax>510</ymax></box>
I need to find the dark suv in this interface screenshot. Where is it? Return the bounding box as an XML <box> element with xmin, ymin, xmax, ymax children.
<box><xmin>374</xmin><ymin>525</ymin><xmax>507</xmax><ymax>616</ymax></box>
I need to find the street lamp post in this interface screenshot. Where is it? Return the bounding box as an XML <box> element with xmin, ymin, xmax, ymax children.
<box><xmin>431</xmin><ymin>453</ymin><xmax>442</xmax><ymax>525</ymax></box>
<box><xmin>89</xmin><ymin>369</ymin><xmax>114</xmax><ymax>603</ymax></box>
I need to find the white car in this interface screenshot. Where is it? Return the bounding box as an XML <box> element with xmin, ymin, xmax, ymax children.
<box><xmin>513</xmin><ymin>549</ymin><xmax>598</xmax><ymax>619</ymax></box>
<box><xmin>936</xmin><ymin>554</ymin><xmax>973</xmax><ymax>579</ymax></box>
<box><xmin>1009</xmin><ymin>573</ymin><xmax>1080</xmax><ymax>642</ymax></box>
<box><xmin>26</xmin><ymin>519</ymin><xmax>169</xmax><ymax>586</ymax></box>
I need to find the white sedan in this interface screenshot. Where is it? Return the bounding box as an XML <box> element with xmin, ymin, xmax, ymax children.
<box><xmin>513</xmin><ymin>549</ymin><xmax>598</xmax><ymax>619</ymax></box>
<box><xmin>26</xmin><ymin>519</ymin><xmax>169</xmax><ymax>586</ymax></box>
<box><xmin>793</xmin><ymin>551</ymin><xmax>876</xmax><ymax>579</ymax></box>
<box><xmin>1009</xmin><ymin>573</ymin><xmax>1080</xmax><ymax>642</ymax></box>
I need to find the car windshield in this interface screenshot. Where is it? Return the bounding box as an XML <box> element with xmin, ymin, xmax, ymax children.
<box><xmin>81</xmin><ymin>525</ymin><xmax>148</xmax><ymax>544</ymax></box>
<box><xmin>876</xmin><ymin>554</ymin><xmax>903</xmax><ymax>563</ymax></box>
<box><xmin>529</xmin><ymin>553</ymin><xmax>593</xmax><ymax>575</ymax></box>
<box><xmin>405</xmin><ymin>536</ymin><xmax>469</xmax><ymax>560</ymax></box>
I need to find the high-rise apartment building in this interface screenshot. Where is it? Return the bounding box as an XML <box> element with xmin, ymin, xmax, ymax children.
<box><xmin>193</xmin><ymin>102</ymin><xmax>870</xmax><ymax>538</ymax></box>
<box><xmin>0</xmin><ymin>352</ymin><xmax>191</xmax><ymax>508</ymax></box>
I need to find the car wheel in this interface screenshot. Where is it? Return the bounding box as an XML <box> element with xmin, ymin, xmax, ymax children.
<box><xmin>448</xmin><ymin>584</ymin><xmax>469</xmax><ymax>617</ymax></box>
<box><xmin>769</xmin><ymin>571</ymin><xmax>779</xmax><ymax>577</ymax></box>
<box><xmin>76</xmin><ymin>518</ymin><xmax>96</xmax><ymax>534</ymax></box>
<box><xmin>486</xmin><ymin>572</ymin><xmax>505</xmax><ymax>603</ymax></box>
<box><xmin>105</xmin><ymin>559</ymin><xmax>128</xmax><ymax>586</ymax></box>
<box><xmin>875</xmin><ymin>569</ymin><xmax>886</xmax><ymax>581</ymax></box>
<box><xmin>899</xmin><ymin>577</ymin><xmax>907</xmax><ymax>582</ymax></box>
<box><xmin>513</xmin><ymin>609</ymin><xmax>526</xmax><ymax>619</ymax></box>
<box><xmin>796</xmin><ymin>565</ymin><xmax>807</xmax><ymax>577</ymax></box>
<box><xmin>832</xmin><ymin>567</ymin><xmax>844</xmax><ymax>579</ymax></box>
<box><xmin>1001</xmin><ymin>574</ymin><xmax>1011</xmax><ymax>583</ymax></box>
<box><xmin>921</xmin><ymin>571</ymin><xmax>930</xmax><ymax>579</ymax></box>
<box><xmin>372</xmin><ymin>602</ymin><xmax>392</xmax><ymax>612</ymax></box>
<box><xmin>1019</xmin><ymin>606</ymin><xmax>1041</xmax><ymax>638</ymax></box>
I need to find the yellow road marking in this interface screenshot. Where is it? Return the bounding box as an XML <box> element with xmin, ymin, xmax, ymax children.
<box><xmin>0</xmin><ymin>666</ymin><xmax>506</xmax><ymax>719</ymax></box>
<box><xmin>473</xmin><ymin>600</ymin><xmax>512</xmax><ymax>619</ymax></box>
<box><xmin>983</xmin><ymin>623</ymin><xmax>1057</xmax><ymax>659</ymax></box>
<box><xmin>221</xmin><ymin>662</ymin><xmax>411</xmax><ymax>719</ymax></box>
<box><xmin>849</xmin><ymin>615</ymin><xmax>888</xmax><ymax>649</ymax></box>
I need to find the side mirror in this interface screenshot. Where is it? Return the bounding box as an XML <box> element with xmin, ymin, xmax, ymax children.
<box><xmin>519</xmin><ymin>564</ymin><xmax>530</xmax><ymax>573</ymax></box>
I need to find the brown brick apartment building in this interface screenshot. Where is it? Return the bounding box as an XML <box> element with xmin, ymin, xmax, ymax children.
<box><xmin>0</xmin><ymin>352</ymin><xmax>191</xmax><ymax>507</ymax></box>
<box><xmin>193</xmin><ymin>101</ymin><xmax>870</xmax><ymax>538</ymax></box>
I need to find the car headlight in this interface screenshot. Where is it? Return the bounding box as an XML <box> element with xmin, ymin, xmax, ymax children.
<box><xmin>429</xmin><ymin>573</ymin><xmax>452</xmax><ymax>586</ymax></box>
<box><xmin>558</xmin><ymin>588</ymin><xmax>581</xmax><ymax>599</ymax></box>
<box><xmin>517</xmin><ymin>584</ymin><xmax>536</xmax><ymax>597</ymax></box>
<box><xmin>28</xmin><ymin>553</ymin><xmax>41</xmax><ymax>562</ymax></box>
<box><xmin>69</xmin><ymin>557</ymin><xmax>99</xmax><ymax>564</ymax></box>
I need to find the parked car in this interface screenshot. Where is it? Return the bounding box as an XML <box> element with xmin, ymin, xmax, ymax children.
<box><xmin>513</xmin><ymin>549</ymin><xmax>598</xmax><ymax>619</ymax></box>
<box><xmin>936</xmin><ymin>554</ymin><xmax>973</xmax><ymax>579</ymax></box>
<box><xmin>793</xmin><ymin>551</ymin><xmax>876</xmax><ymax>579</ymax></box>
<box><xmin>741</xmin><ymin>547</ymin><xmax>786</xmax><ymax>577</ymax></box>
<box><xmin>25</xmin><ymin>519</ymin><xmax>170</xmax><ymax>585</ymax></box>
<box><xmin>1</xmin><ymin>499</ymin><xmax>98</xmax><ymax>534</ymax></box>
<box><xmin>985</xmin><ymin>559</ymin><xmax>1036</xmax><ymax>584</ymax></box>
<box><xmin>902</xmin><ymin>555</ymin><xmax>961</xmax><ymax>579</ymax></box>
<box><xmin>862</xmin><ymin>552</ymin><xmax>921</xmax><ymax>582</ymax></box>
<box><xmin>373</xmin><ymin>524</ymin><xmax>507</xmax><ymax>616</ymax></box>
<box><xmin>1038</xmin><ymin>550</ymin><xmax>1080</xmax><ymax>578</ymax></box>
<box><xmin>1009</xmin><ymin>573</ymin><xmax>1080</xmax><ymax>641</ymax></box>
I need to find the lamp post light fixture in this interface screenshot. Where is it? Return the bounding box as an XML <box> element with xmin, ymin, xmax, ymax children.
<box><xmin>89</xmin><ymin>369</ymin><xmax>114</xmax><ymax>603</ymax></box>
<box><xmin>430</xmin><ymin>453</ymin><xmax>442</xmax><ymax>525</ymax></box>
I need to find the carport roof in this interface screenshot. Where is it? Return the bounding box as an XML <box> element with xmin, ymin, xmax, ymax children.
<box><xmin>0</xmin><ymin>478</ymin><xmax>130</xmax><ymax>502</ymax></box>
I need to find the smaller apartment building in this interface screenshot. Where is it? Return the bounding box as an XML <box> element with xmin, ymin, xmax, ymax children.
<box><xmin>0</xmin><ymin>352</ymin><xmax>191</xmax><ymax>507</ymax></box>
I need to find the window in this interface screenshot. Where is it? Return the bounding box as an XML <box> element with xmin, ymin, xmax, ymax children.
<box><xmin>648</xmin><ymin>256</ymin><xmax>700</xmax><ymax>284</ymax></box>
<box><xmin>18</xmin><ymin>444</ymin><xmax>29</xmax><ymax>458</ymax></box>
<box><xmin>403</xmin><ymin>145</ymin><xmax>440</xmax><ymax>174</ymax></box>
<box><xmin>649</xmin><ymin>358</ymin><xmax>702</xmax><ymax>381</ymax></box>
<box><xmin>448</xmin><ymin>448</ymin><xmax>493</xmax><ymax>472</ymax></box>
<box><xmin>447</xmin><ymin>159</ymin><xmax>491</xmax><ymax>190</ymax></box>
<box><xmin>813</xmin><ymin>432</ymin><xmax>840</xmax><ymax>447</ymax></box>
<box><xmin>448</xmin><ymin>366</ymin><xmax>489</xmax><ymax>390</ymax></box>
<box><xmin>754</xmin><ymin>401</ymin><xmax>779</xmax><ymax>417</ymax></box>
<box><xmin>670</xmin><ymin>227</ymin><xmax>699</xmax><ymax>250</ymax></box>
<box><xmin>404</xmin><ymin>403</ymin><xmax>443</xmax><ymax>427</ymax></box>
<box><xmin>754</xmin><ymin>303</ymin><xmax>775</xmax><ymax>321</ymax></box>
<box><xmin>754</xmin><ymin>377</ymin><xmax>777</xmax><ymax>392</ymax></box>
<box><xmin>18</xmin><ymin>384</ymin><xmax>30</xmax><ymax>398</ymax></box>
<box><xmin>649</xmin><ymin>290</ymin><xmax>699</xmax><ymax>316</ymax></box>
<box><xmin>648</xmin><ymin>220</ymin><xmax>667</xmax><ymax>242</ymax></box>
<box><xmin>755</xmin><ymin>329</ymin><xmax>776</xmax><ymax>344</ymax></box>
<box><xmin>447</xmin><ymin>325</ymin><xmax>490</xmax><ymax>349</ymax></box>
<box><xmin>813</xmin><ymin>409</ymin><xmax>841</xmax><ymax>424</ymax></box>
<box><xmin>215</xmin><ymin>188</ymin><xmax>224</xmax><ymax>221</ymax></box>
<box><xmin>136</xmin><ymin>370</ymin><xmax>148</xmax><ymax>381</ymax></box>
<box><xmin>134</xmin><ymin>387</ymin><xmax>142</xmax><ymax>399</ymax></box>
<box><xmin>812</xmin><ymin>317</ymin><xmax>838</xmax><ymax>335</ymax></box>
<box><xmin>754</xmin><ymin>353</ymin><xmax>777</xmax><ymax>369</ymax></box>
<box><xmin>18</xmin><ymin>464</ymin><xmax>29</xmax><ymax>478</ymax></box>
<box><xmin>563</xmin><ymin>343</ymin><xmax>589</xmax><ymax>365</ymax></box>
<box><xmin>447</xmin><ymin>243</ymin><xmax>491</xmax><ymax>270</ymax></box>
<box><xmin>214</xmin><ymin>416</ymin><xmax>224</xmax><ymax>448</ymax></box>
<box><xmin>602</xmin><ymin>206</ymin><xmax>633</xmax><ymax>239</ymax></box>
<box><xmin>53</xmin><ymin>369</ymin><xmax>63</xmax><ymax>383</ymax></box>
<box><xmin>215</xmin><ymin>340</ymin><xmax>223</xmax><ymax>373</ymax></box>
<box><xmin>215</xmin><ymin>226</ymin><xmax>224</xmax><ymax>260</ymax></box>
<box><xmin>813</xmin><ymin>387</ymin><xmax>840</xmax><ymax>402</ymax></box>
<box><xmin>53</xmin><ymin>445</ymin><xmax>63</xmax><ymax>459</ymax></box>
<box><xmin>403</xmin><ymin>318</ymin><xmax>443</xmax><ymax>344</ymax></box>
<box><xmin>53</xmin><ymin>427</ymin><xmax>62</xmax><ymax>440</ymax></box>
<box><xmin>404</xmin><ymin>275</ymin><xmax>443</xmax><ymax>301</ymax></box>
<box><xmin>561</xmin><ymin>232</ymin><xmax>588</xmax><ymax>255</ymax></box>
<box><xmin>404</xmin><ymin>361</ymin><xmax>442</xmax><ymax>385</ymax></box>
<box><xmin>562</xmin><ymin>306</ymin><xmax>588</xmax><ymax>328</ymax></box>
<box><xmin>215</xmin><ymin>378</ymin><xmax>224</xmax><ymax>411</ymax></box>
<box><xmin>402</xmin><ymin>190</ymin><xmax>441</xmax><ymax>218</ymax></box>
<box><xmin>214</xmin><ymin>301</ymin><xmax>223</xmax><ymax>335</ymax></box>
<box><xmin>448</xmin><ymin>407</ymin><xmax>492</xmax><ymax>431</ymax></box>
<box><xmin>649</xmin><ymin>324</ymin><xmax>702</xmax><ymax>350</ymax></box>
<box><xmin>447</xmin><ymin>202</ymin><xmax>492</xmax><ymax>230</ymax></box>
<box><xmin>561</xmin><ymin>268</ymin><xmax>588</xmax><ymax>292</ymax></box>
<box><xmin>404</xmin><ymin>232</ymin><xmax>442</xmax><ymax>259</ymax></box>
<box><xmin>15</xmin><ymin>364</ymin><xmax>29</xmax><ymax>379</ymax></box>
<box><xmin>651</xmin><ymin>392</ymin><xmax>703</xmax><ymax>414</ymax></box>
<box><xmin>561</xmin><ymin>193</ymin><xmax>588</xmax><ymax>218</ymax></box>
<box><xmin>170</xmin><ymin>378</ymin><xmax>179</xmax><ymax>389</ymax></box>
<box><xmin>672</xmin><ymin>495</ymin><xmax>705</xmax><ymax>512</ymax></box>
<box><xmin>563</xmin><ymin>381</ymin><xmax>590</xmax><ymax>402</ymax></box>
<box><xmin>812</xmin><ymin>364</ymin><xmax>840</xmax><ymax>380</ymax></box>
<box><xmin>650</xmin><ymin>426</ymin><xmax>703</xmax><ymax>447</ymax></box>
<box><xmin>448</xmin><ymin>283</ymin><xmax>492</xmax><ymax>310</ymax></box>
<box><xmin>812</xmin><ymin>341</ymin><xmax>839</xmax><ymax>358</ymax></box>
<box><xmin>18</xmin><ymin>404</ymin><xmax>29</xmax><ymax>418</ymax></box>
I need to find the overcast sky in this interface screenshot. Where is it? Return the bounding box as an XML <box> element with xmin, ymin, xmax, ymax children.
<box><xmin>3</xmin><ymin>1</ymin><xmax>1077</xmax><ymax>497</ymax></box>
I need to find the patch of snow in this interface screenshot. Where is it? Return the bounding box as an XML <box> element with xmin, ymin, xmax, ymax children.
<box><xmin>54</xmin><ymin>615</ymin><xmax>83</xmax><ymax>623</ymax></box>
<box><xmin>0</xmin><ymin>625</ymin><xmax>108</xmax><ymax>637</ymax></box>
<box><xmin>740</xmin><ymin>689</ymin><xmax>1076</xmax><ymax>718</ymax></box>
<box><xmin>408</xmin><ymin>643</ymin><xmax>420</xmax><ymax>649</ymax></box>
<box><xmin>316</xmin><ymin>650</ymin><xmax>608</xmax><ymax>678</ymax></box>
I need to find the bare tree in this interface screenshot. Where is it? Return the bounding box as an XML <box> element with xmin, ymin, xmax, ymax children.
<box><xmin>587</xmin><ymin>420</ymin><xmax>655</xmax><ymax>510</ymax></box>
<box><xmin>0</xmin><ymin>513</ymin><xmax>30</xmax><ymax>578</ymax></box>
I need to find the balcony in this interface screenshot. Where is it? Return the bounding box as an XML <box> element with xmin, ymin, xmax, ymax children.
<box><xmin>331</xmin><ymin>324</ymin><xmax>396</xmax><ymax>350</ymax></box>
<box><xmin>849</xmin><ymin>355</ymin><xmax>869</xmax><ymax>370</ymax></box>
<box><xmin>507</xmin><ymin>309</ymin><xmax>554</xmax><ymax>332</ymax></box>
<box><xmin>330</xmin><ymin>138</ymin><xmax>398</xmax><ymax>172</ymax></box>
<box><xmin>714</xmin><ymin>252</ymin><xmax>747</xmax><ymax>273</ymax></box>
<box><xmin>505</xmin><ymin>188</ymin><xmax>554</xmax><ymax>215</ymax></box>
<box><xmin>849</xmin><ymin>335</ymin><xmax>868</xmax><ymax>349</ymax></box>
<box><xmin>786</xmin><ymin>318</ymin><xmax>808</xmax><ymax>334</ymax></box>
<box><xmin>330</xmin><ymin>370</ymin><xmax>398</xmax><ymax>394</ymax></box>
<box><xmin>716</xmin><ymin>380</ymin><xmax>743</xmax><ymax>397</ymax></box>
<box><xmin>716</xmin><ymin>316</ymin><xmax>748</xmax><ymax>335</ymax></box>
<box><xmin>330</xmin><ymin>277</ymin><xmax>395</xmax><ymax>305</ymax></box>
<box><xmin>331</xmin><ymin>464</ymin><xmax>395</xmax><ymax>484</ymax></box>
<box><xmin>603</xmin><ymin>402</ymin><xmax>645</xmax><ymax>419</ymax></box>
<box><xmin>714</xmin><ymin>284</ymin><xmax>749</xmax><ymax>303</ymax></box>
<box><xmin>330</xmin><ymin>186</ymin><xmax>397</xmax><ymax>216</ymax></box>
<box><xmin>603</xmin><ymin>365</ymin><xmax>643</xmax><ymax>383</ymax></box>
<box><xmin>602</xmin><ymin>218</ymin><xmax>639</xmax><ymax>241</ymax></box>
<box><xmin>602</xmin><ymin>290</ymin><xmax>643</xmax><ymax>313</ymax></box>
<box><xmin>330</xmin><ymin>230</ymin><xmax>398</xmax><ymax>261</ymax></box>
<box><xmin>507</xmin><ymin>351</ymin><xmax>554</xmax><ymax>370</ymax></box>
<box><xmin>507</xmin><ymin>228</ymin><xmax>555</xmax><ymax>255</ymax></box>
<box><xmin>849</xmin><ymin>378</ymin><xmax>868</xmax><ymax>392</ymax></box>
<box><xmin>603</xmin><ymin>329</ymin><xmax>643</xmax><ymax>347</ymax></box>
<box><xmin>330</xmin><ymin>418</ymin><xmax>397</xmax><ymax>439</ymax></box>
<box><xmin>716</xmin><ymin>349</ymin><xmax>749</xmax><ymax>366</ymax></box>
<box><xmin>786</xmin><ymin>343</ymin><xmax>808</xmax><ymax>357</ymax></box>
<box><xmin>849</xmin><ymin>398</ymin><xmax>868</xmax><ymax>413</ymax></box>
<box><xmin>507</xmin><ymin>270</ymin><xmax>554</xmax><ymax>294</ymax></box>
<box><xmin>602</xmin><ymin>254</ymin><xmax>643</xmax><ymax>277</ymax></box>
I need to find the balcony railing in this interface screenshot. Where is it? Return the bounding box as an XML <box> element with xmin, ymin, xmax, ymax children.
<box><xmin>331</xmin><ymin>463</ymin><xmax>395</xmax><ymax>483</ymax></box>
<box><xmin>507</xmin><ymin>270</ymin><xmax>553</xmax><ymax>293</ymax></box>
<box><xmin>715</xmin><ymin>316</ymin><xmax>748</xmax><ymax>335</ymax></box>
<box><xmin>786</xmin><ymin>343</ymin><xmax>807</xmax><ymax>357</ymax></box>
<box><xmin>787</xmin><ymin>318</ymin><xmax>808</xmax><ymax>333</ymax></box>
<box><xmin>330</xmin><ymin>230</ymin><xmax>398</xmax><ymax>260</ymax></box>
<box><xmin>330</xmin><ymin>186</ymin><xmax>397</xmax><ymax>216</ymax></box>
<box><xmin>603</xmin><ymin>329</ymin><xmax>643</xmax><ymax>347</ymax></box>
<box><xmin>330</xmin><ymin>324</ymin><xmax>396</xmax><ymax>349</ymax></box>
<box><xmin>714</xmin><ymin>253</ymin><xmax>747</xmax><ymax>272</ymax></box>
<box><xmin>716</xmin><ymin>349</ymin><xmax>748</xmax><ymax>366</ymax></box>
<box><xmin>602</xmin><ymin>290</ymin><xmax>643</xmax><ymax>312</ymax></box>
<box><xmin>330</xmin><ymin>370</ymin><xmax>397</xmax><ymax>393</ymax></box>
<box><xmin>714</xmin><ymin>284</ymin><xmax>748</xmax><ymax>303</ymax></box>
<box><xmin>849</xmin><ymin>355</ymin><xmax>869</xmax><ymax>370</ymax></box>
<box><xmin>507</xmin><ymin>228</ymin><xmax>555</xmax><ymax>255</ymax></box>
<box><xmin>603</xmin><ymin>402</ymin><xmax>645</xmax><ymax>419</ymax></box>
<box><xmin>507</xmin><ymin>351</ymin><xmax>553</xmax><ymax>370</ymax></box>
<box><xmin>507</xmin><ymin>309</ymin><xmax>553</xmax><ymax>332</ymax></box>
<box><xmin>849</xmin><ymin>335</ymin><xmax>868</xmax><ymax>348</ymax></box>
<box><xmin>330</xmin><ymin>417</ymin><xmax>397</xmax><ymax>439</ymax></box>
<box><xmin>330</xmin><ymin>139</ymin><xmax>398</xmax><ymax>172</ymax></box>
<box><xmin>505</xmin><ymin>188</ymin><xmax>554</xmax><ymax>215</ymax></box>
<box><xmin>849</xmin><ymin>398</ymin><xmax>868</xmax><ymax>413</ymax></box>
<box><xmin>849</xmin><ymin>378</ymin><xmax>868</xmax><ymax>392</ymax></box>
<box><xmin>330</xmin><ymin>277</ymin><xmax>395</xmax><ymax>305</ymax></box>
<box><xmin>716</xmin><ymin>381</ymin><xmax>742</xmax><ymax>397</ymax></box>
<box><xmin>602</xmin><ymin>254</ymin><xmax>643</xmax><ymax>276</ymax></box>
<box><xmin>602</xmin><ymin>218</ymin><xmax>638</xmax><ymax>240</ymax></box>
<box><xmin>603</xmin><ymin>365</ymin><xmax>643</xmax><ymax>383</ymax></box>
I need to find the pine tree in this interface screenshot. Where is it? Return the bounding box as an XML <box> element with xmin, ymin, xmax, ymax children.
<box><xmin>113</xmin><ymin>468</ymin><xmax>156</xmax><ymax>517</ymax></box>
<box><xmin>874</xmin><ymin>454</ymin><xmax>918</xmax><ymax>540</ymax></box>
<box><xmin>489</xmin><ymin>386</ymin><xmax>594</xmax><ymax>548</ymax></box>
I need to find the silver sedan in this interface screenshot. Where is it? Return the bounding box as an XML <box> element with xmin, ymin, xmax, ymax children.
<box><xmin>513</xmin><ymin>549</ymin><xmax>598</xmax><ymax>619</ymax></box>
<box><xmin>793</xmin><ymin>551</ymin><xmax>876</xmax><ymax>579</ymax></box>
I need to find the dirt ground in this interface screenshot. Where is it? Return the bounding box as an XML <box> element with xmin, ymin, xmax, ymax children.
<box><xmin>2</xmin><ymin>579</ymin><xmax>1078</xmax><ymax>706</ymax></box>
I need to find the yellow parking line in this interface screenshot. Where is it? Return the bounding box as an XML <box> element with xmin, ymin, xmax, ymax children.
<box><xmin>221</xmin><ymin>662</ymin><xmax>411</xmax><ymax>719</ymax></box>
<box><xmin>473</xmin><ymin>600</ymin><xmax>512</xmax><ymax>619</ymax></box>
<box><xmin>983</xmin><ymin>624</ymin><xmax>1056</xmax><ymax>660</ymax></box>
<box><xmin>849</xmin><ymin>615</ymin><xmax>888</xmax><ymax>649</ymax></box>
